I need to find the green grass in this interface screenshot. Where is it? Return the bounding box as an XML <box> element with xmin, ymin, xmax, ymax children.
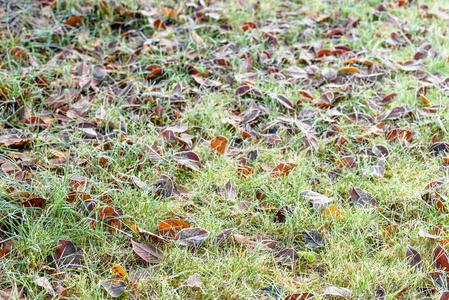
<box><xmin>1</xmin><ymin>0</ymin><xmax>449</xmax><ymax>298</ymax></box>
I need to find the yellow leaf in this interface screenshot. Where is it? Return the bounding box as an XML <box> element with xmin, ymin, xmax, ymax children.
<box><xmin>110</xmin><ymin>263</ymin><xmax>128</xmax><ymax>279</ymax></box>
<box><xmin>322</xmin><ymin>205</ymin><xmax>341</xmax><ymax>218</ymax></box>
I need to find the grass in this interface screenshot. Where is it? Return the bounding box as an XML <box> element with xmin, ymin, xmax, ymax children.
<box><xmin>1</xmin><ymin>0</ymin><xmax>449</xmax><ymax>298</ymax></box>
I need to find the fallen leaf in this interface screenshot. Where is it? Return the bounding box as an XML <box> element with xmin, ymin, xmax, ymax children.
<box><xmin>271</xmin><ymin>163</ymin><xmax>297</xmax><ymax>177</ymax></box>
<box><xmin>373</xmin><ymin>285</ymin><xmax>386</xmax><ymax>299</ymax></box>
<box><xmin>302</xmin><ymin>230</ymin><xmax>324</xmax><ymax>249</ymax></box>
<box><xmin>350</xmin><ymin>187</ymin><xmax>377</xmax><ymax>208</ymax></box>
<box><xmin>34</xmin><ymin>277</ymin><xmax>55</xmax><ymax>296</ymax></box>
<box><xmin>338</xmin><ymin>67</ymin><xmax>360</xmax><ymax>73</ymax></box>
<box><xmin>176</xmin><ymin>227</ymin><xmax>210</xmax><ymax>247</ymax></box>
<box><xmin>131</xmin><ymin>240</ymin><xmax>163</xmax><ymax>264</ymax></box>
<box><xmin>99</xmin><ymin>280</ymin><xmax>126</xmax><ymax>298</ymax></box>
<box><xmin>284</xmin><ymin>293</ymin><xmax>315</xmax><ymax>300</ymax></box>
<box><xmin>274</xmin><ymin>248</ymin><xmax>300</xmax><ymax>264</ymax></box>
<box><xmin>322</xmin><ymin>286</ymin><xmax>352</xmax><ymax>299</ymax></box>
<box><xmin>54</xmin><ymin>239</ymin><xmax>83</xmax><ymax>269</ymax></box>
<box><xmin>406</xmin><ymin>245</ymin><xmax>422</xmax><ymax>269</ymax></box>
<box><xmin>192</xmin><ymin>31</ymin><xmax>204</xmax><ymax>45</ymax></box>
<box><xmin>299</xmin><ymin>191</ymin><xmax>333</xmax><ymax>211</ymax></box>
<box><xmin>211</xmin><ymin>136</ymin><xmax>228</xmax><ymax>154</ymax></box>
<box><xmin>63</xmin><ymin>16</ymin><xmax>82</xmax><ymax>27</ymax></box>
<box><xmin>434</xmin><ymin>245</ymin><xmax>449</xmax><ymax>271</ymax></box>
<box><xmin>214</xmin><ymin>228</ymin><xmax>236</xmax><ymax>245</ymax></box>
<box><xmin>275</xmin><ymin>205</ymin><xmax>294</xmax><ymax>223</ymax></box>
<box><xmin>110</xmin><ymin>263</ymin><xmax>128</xmax><ymax>279</ymax></box>
<box><xmin>187</xmin><ymin>273</ymin><xmax>202</xmax><ymax>287</ymax></box>
<box><xmin>158</xmin><ymin>219</ymin><xmax>190</xmax><ymax>232</ymax></box>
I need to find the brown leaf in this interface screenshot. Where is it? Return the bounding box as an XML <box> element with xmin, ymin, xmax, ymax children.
<box><xmin>154</xmin><ymin>19</ymin><xmax>167</xmax><ymax>30</ymax></box>
<box><xmin>192</xmin><ymin>31</ymin><xmax>204</xmax><ymax>45</ymax></box>
<box><xmin>284</xmin><ymin>293</ymin><xmax>315</xmax><ymax>300</ymax></box>
<box><xmin>0</xmin><ymin>134</ymin><xmax>27</xmax><ymax>147</ymax></box>
<box><xmin>149</xmin><ymin>175</ymin><xmax>174</xmax><ymax>197</ymax></box>
<box><xmin>336</xmin><ymin>156</ymin><xmax>357</xmax><ymax>169</ymax></box>
<box><xmin>233</xmin><ymin>201</ymin><xmax>254</xmax><ymax>213</ymax></box>
<box><xmin>271</xmin><ymin>163</ymin><xmax>297</xmax><ymax>177</ymax></box>
<box><xmin>386</xmin><ymin>129</ymin><xmax>414</xmax><ymax>141</ymax></box>
<box><xmin>128</xmin><ymin>270</ymin><xmax>153</xmax><ymax>282</ymax></box>
<box><xmin>237</xmin><ymin>165</ymin><xmax>253</xmax><ymax>179</ymax></box>
<box><xmin>425</xmin><ymin>178</ymin><xmax>447</xmax><ymax>190</ymax></box>
<box><xmin>350</xmin><ymin>187</ymin><xmax>377</xmax><ymax>208</ymax></box>
<box><xmin>220</xmin><ymin>181</ymin><xmax>236</xmax><ymax>202</ymax></box>
<box><xmin>214</xmin><ymin>228</ymin><xmax>236</xmax><ymax>245</ymax></box>
<box><xmin>211</xmin><ymin>136</ymin><xmax>228</xmax><ymax>154</ymax></box>
<box><xmin>9</xmin><ymin>47</ymin><xmax>28</xmax><ymax>58</ymax></box>
<box><xmin>406</xmin><ymin>245</ymin><xmax>422</xmax><ymax>269</ymax></box>
<box><xmin>275</xmin><ymin>94</ymin><xmax>294</xmax><ymax>109</ymax></box>
<box><xmin>275</xmin><ymin>205</ymin><xmax>294</xmax><ymax>223</ymax></box>
<box><xmin>63</xmin><ymin>16</ymin><xmax>82</xmax><ymax>27</ymax></box>
<box><xmin>0</xmin><ymin>287</ymin><xmax>23</xmax><ymax>299</ymax></box>
<box><xmin>176</xmin><ymin>227</ymin><xmax>210</xmax><ymax>247</ymax></box>
<box><xmin>131</xmin><ymin>240</ymin><xmax>163</xmax><ymax>264</ymax></box>
<box><xmin>0</xmin><ymin>249</ymin><xmax>10</xmax><ymax>259</ymax></box>
<box><xmin>34</xmin><ymin>277</ymin><xmax>55</xmax><ymax>296</ymax></box>
<box><xmin>54</xmin><ymin>239</ymin><xmax>82</xmax><ymax>269</ymax></box>
<box><xmin>434</xmin><ymin>245</ymin><xmax>449</xmax><ymax>271</ymax></box>
<box><xmin>274</xmin><ymin>248</ymin><xmax>299</xmax><ymax>264</ymax></box>
<box><xmin>441</xmin><ymin>291</ymin><xmax>449</xmax><ymax>300</ymax></box>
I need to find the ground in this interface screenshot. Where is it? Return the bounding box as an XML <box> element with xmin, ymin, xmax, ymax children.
<box><xmin>1</xmin><ymin>0</ymin><xmax>449</xmax><ymax>299</ymax></box>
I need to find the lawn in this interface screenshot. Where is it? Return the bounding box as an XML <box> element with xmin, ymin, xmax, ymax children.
<box><xmin>1</xmin><ymin>0</ymin><xmax>449</xmax><ymax>299</ymax></box>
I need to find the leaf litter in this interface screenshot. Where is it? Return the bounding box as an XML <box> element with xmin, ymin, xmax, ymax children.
<box><xmin>1</xmin><ymin>0</ymin><xmax>449</xmax><ymax>298</ymax></box>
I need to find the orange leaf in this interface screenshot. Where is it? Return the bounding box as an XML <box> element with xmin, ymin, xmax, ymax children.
<box><xmin>211</xmin><ymin>136</ymin><xmax>228</xmax><ymax>154</ymax></box>
<box><xmin>317</xmin><ymin>49</ymin><xmax>331</xmax><ymax>57</ymax></box>
<box><xmin>110</xmin><ymin>263</ymin><xmax>128</xmax><ymax>279</ymax></box>
<box><xmin>384</xmin><ymin>224</ymin><xmax>399</xmax><ymax>236</ymax></box>
<box><xmin>271</xmin><ymin>163</ymin><xmax>297</xmax><ymax>178</ymax></box>
<box><xmin>63</xmin><ymin>16</ymin><xmax>82</xmax><ymax>27</ymax></box>
<box><xmin>237</xmin><ymin>165</ymin><xmax>253</xmax><ymax>179</ymax></box>
<box><xmin>338</xmin><ymin>67</ymin><xmax>360</xmax><ymax>73</ymax></box>
<box><xmin>420</xmin><ymin>94</ymin><xmax>431</xmax><ymax>104</ymax></box>
<box><xmin>322</xmin><ymin>205</ymin><xmax>341</xmax><ymax>218</ymax></box>
<box><xmin>9</xmin><ymin>47</ymin><xmax>28</xmax><ymax>58</ymax></box>
<box><xmin>163</xmin><ymin>7</ymin><xmax>174</xmax><ymax>17</ymax></box>
<box><xmin>440</xmin><ymin>240</ymin><xmax>449</xmax><ymax>247</ymax></box>
<box><xmin>131</xmin><ymin>225</ymin><xmax>139</xmax><ymax>233</ymax></box>
<box><xmin>158</xmin><ymin>219</ymin><xmax>190</xmax><ymax>232</ymax></box>
<box><xmin>98</xmin><ymin>206</ymin><xmax>115</xmax><ymax>219</ymax></box>
<box><xmin>0</xmin><ymin>249</ymin><xmax>10</xmax><ymax>259</ymax></box>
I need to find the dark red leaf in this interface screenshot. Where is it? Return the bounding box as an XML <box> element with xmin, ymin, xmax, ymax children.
<box><xmin>434</xmin><ymin>245</ymin><xmax>449</xmax><ymax>271</ymax></box>
<box><xmin>131</xmin><ymin>240</ymin><xmax>163</xmax><ymax>264</ymax></box>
